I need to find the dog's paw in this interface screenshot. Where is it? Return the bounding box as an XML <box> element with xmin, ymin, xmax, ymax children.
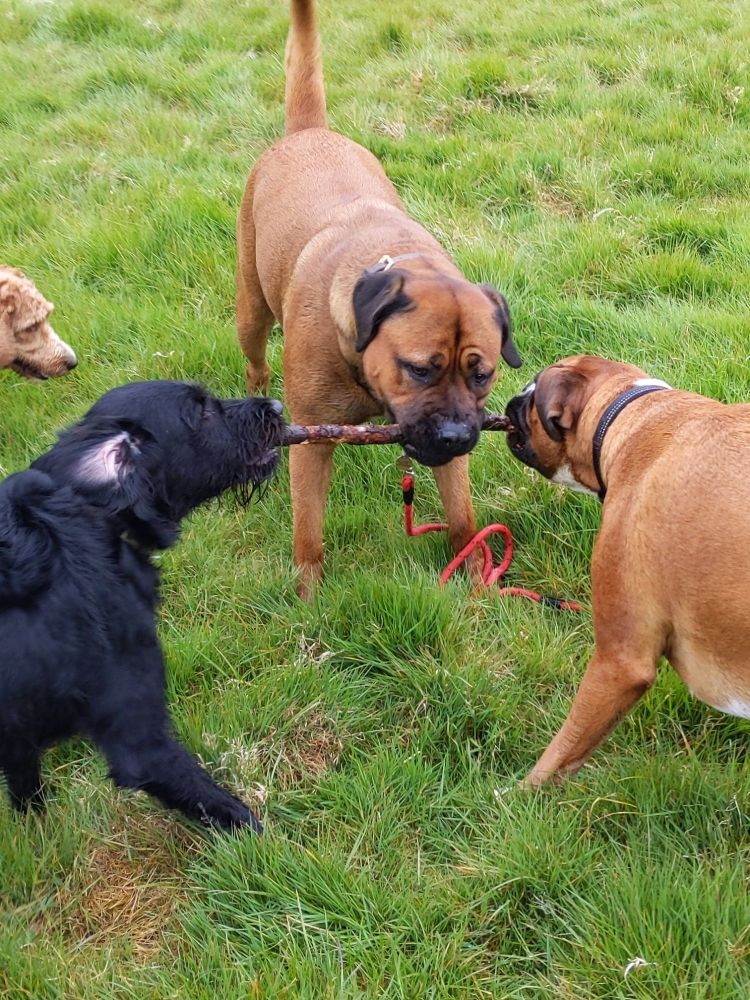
<box><xmin>519</xmin><ymin>768</ymin><xmax>563</xmax><ymax>790</ymax></box>
<box><xmin>295</xmin><ymin>562</ymin><xmax>323</xmax><ymax>602</ymax></box>
<box><xmin>203</xmin><ymin>796</ymin><xmax>263</xmax><ymax>835</ymax></box>
<box><xmin>245</xmin><ymin>362</ymin><xmax>271</xmax><ymax>395</ymax></box>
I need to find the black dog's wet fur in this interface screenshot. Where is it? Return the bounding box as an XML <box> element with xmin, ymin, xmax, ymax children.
<box><xmin>0</xmin><ymin>381</ymin><xmax>283</xmax><ymax>832</ymax></box>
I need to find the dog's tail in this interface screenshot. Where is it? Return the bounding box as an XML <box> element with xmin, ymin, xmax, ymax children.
<box><xmin>285</xmin><ymin>0</ymin><xmax>327</xmax><ymax>134</ymax></box>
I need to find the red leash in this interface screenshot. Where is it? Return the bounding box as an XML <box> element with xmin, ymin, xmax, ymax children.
<box><xmin>401</xmin><ymin>469</ymin><xmax>582</xmax><ymax>612</ymax></box>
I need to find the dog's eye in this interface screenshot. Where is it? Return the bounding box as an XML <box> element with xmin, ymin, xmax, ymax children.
<box><xmin>405</xmin><ymin>363</ymin><xmax>431</xmax><ymax>383</ymax></box>
<box><xmin>14</xmin><ymin>322</ymin><xmax>40</xmax><ymax>342</ymax></box>
<box><xmin>473</xmin><ymin>370</ymin><xmax>492</xmax><ymax>387</ymax></box>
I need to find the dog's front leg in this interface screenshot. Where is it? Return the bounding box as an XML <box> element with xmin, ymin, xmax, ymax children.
<box><xmin>524</xmin><ymin>649</ymin><xmax>658</xmax><ymax>787</ymax></box>
<box><xmin>91</xmin><ymin>665</ymin><xmax>260</xmax><ymax>832</ymax></box>
<box><xmin>432</xmin><ymin>455</ymin><xmax>482</xmax><ymax>581</ymax></box>
<box><xmin>103</xmin><ymin>732</ymin><xmax>260</xmax><ymax>832</ymax></box>
<box><xmin>2</xmin><ymin>746</ymin><xmax>44</xmax><ymax>812</ymax></box>
<box><xmin>290</xmin><ymin>440</ymin><xmax>335</xmax><ymax>600</ymax></box>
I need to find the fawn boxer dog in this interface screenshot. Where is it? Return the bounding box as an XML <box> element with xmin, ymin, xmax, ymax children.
<box><xmin>505</xmin><ymin>355</ymin><xmax>750</xmax><ymax>785</ymax></box>
<box><xmin>236</xmin><ymin>0</ymin><xmax>522</xmax><ymax>597</ymax></box>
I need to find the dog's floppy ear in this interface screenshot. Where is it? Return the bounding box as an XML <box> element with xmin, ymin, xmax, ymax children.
<box><xmin>534</xmin><ymin>368</ymin><xmax>587</xmax><ymax>442</ymax></box>
<box><xmin>352</xmin><ymin>268</ymin><xmax>413</xmax><ymax>352</ymax></box>
<box><xmin>0</xmin><ymin>283</ymin><xmax>18</xmax><ymax>323</ymax></box>
<box><xmin>479</xmin><ymin>285</ymin><xmax>522</xmax><ymax>369</ymax></box>
<box><xmin>72</xmin><ymin>419</ymin><xmax>179</xmax><ymax>548</ymax></box>
<box><xmin>0</xmin><ymin>272</ymin><xmax>50</xmax><ymax>330</ymax></box>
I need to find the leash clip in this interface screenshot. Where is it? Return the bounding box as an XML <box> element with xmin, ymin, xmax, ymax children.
<box><xmin>396</xmin><ymin>453</ymin><xmax>414</xmax><ymax>474</ymax></box>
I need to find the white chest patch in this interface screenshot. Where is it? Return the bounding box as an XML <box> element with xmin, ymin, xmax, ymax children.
<box><xmin>551</xmin><ymin>463</ymin><xmax>599</xmax><ymax>497</ymax></box>
<box><xmin>716</xmin><ymin>696</ymin><xmax>750</xmax><ymax>721</ymax></box>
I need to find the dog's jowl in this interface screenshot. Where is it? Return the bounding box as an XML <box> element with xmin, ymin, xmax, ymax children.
<box><xmin>0</xmin><ymin>380</ymin><xmax>283</xmax><ymax>831</ymax></box>
<box><xmin>236</xmin><ymin>0</ymin><xmax>522</xmax><ymax>598</ymax></box>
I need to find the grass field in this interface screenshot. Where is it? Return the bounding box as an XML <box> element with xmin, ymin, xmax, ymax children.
<box><xmin>2</xmin><ymin>0</ymin><xmax>750</xmax><ymax>995</ymax></box>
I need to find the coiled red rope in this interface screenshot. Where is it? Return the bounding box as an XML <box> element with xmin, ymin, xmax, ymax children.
<box><xmin>401</xmin><ymin>471</ymin><xmax>582</xmax><ymax>612</ymax></box>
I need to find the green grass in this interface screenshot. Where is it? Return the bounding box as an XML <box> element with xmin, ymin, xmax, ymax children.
<box><xmin>2</xmin><ymin>0</ymin><xmax>750</xmax><ymax>995</ymax></box>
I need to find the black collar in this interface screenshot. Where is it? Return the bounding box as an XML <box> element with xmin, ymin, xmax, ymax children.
<box><xmin>592</xmin><ymin>383</ymin><xmax>671</xmax><ymax>502</ymax></box>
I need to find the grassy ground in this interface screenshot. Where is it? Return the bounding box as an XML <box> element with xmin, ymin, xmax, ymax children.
<box><xmin>2</xmin><ymin>0</ymin><xmax>750</xmax><ymax>995</ymax></box>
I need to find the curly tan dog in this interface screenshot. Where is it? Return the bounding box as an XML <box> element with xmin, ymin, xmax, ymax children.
<box><xmin>236</xmin><ymin>0</ymin><xmax>522</xmax><ymax>597</ymax></box>
<box><xmin>0</xmin><ymin>266</ymin><xmax>77</xmax><ymax>381</ymax></box>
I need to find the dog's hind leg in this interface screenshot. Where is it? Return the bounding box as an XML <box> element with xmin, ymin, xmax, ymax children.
<box><xmin>237</xmin><ymin>184</ymin><xmax>275</xmax><ymax>395</ymax></box>
<box><xmin>1</xmin><ymin>746</ymin><xmax>44</xmax><ymax>811</ymax></box>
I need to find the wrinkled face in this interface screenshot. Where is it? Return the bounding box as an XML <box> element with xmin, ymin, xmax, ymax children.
<box><xmin>33</xmin><ymin>382</ymin><xmax>285</xmax><ymax>546</ymax></box>
<box><xmin>0</xmin><ymin>267</ymin><xmax>77</xmax><ymax>380</ymax></box>
<box><xmin>505</xmin><ymin>355</ymin><xmax>649</xmax><ymax>493</ymax></box>
<box><xmin>353</xmin><ymin>268</ymin><xmax>522</xmax><ymax>467</ymax></box>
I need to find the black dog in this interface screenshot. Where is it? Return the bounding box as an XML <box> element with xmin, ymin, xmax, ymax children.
<box><xmin>0</xmin><ymin>381</ymin><xmax>284</xmax><ymax>832</ymax></box>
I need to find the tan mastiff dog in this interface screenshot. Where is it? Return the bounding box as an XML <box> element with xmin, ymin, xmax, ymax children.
<box><xmin>1</xmin><ymin>266</ymin><xmax>77</xmax><ymax>381</ymax></box>
<box><xmin>505</xmin><ymin>355</ymin><xmax>750</xmax><ymax>785</ymax></box>
<box><xmin>236</xmin><ymin>0</ymin><xmax>522</xmax><ymax>597</ymax></box>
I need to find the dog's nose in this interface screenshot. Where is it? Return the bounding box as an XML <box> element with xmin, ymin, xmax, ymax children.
<box><xmin>270</xmin><ymin>399</ymin><xmax>284</xmax><ymax>415</ymax></box>
<box><xmin>435</xmin><ymin>421</ymin><xmax>474</xmax><ymax>450</ymax></box>
<box><xmin>66</xmin><ymin>356</ymin><xmax>78</xmax><ymax>371</ymax></box>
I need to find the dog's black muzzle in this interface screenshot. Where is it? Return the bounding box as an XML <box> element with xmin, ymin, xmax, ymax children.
<box><xmin>224</xmin><ymin>397</ymin><xmax>285</xmax><ymax>485</ymax></box>
<box><xmin>505</xmin><ymin>390</ymin><xmax>543</xmax><ymax>473</ymax></box>
<box><xmin>400</xmin><ymin>415</ymin><xmax>480</xmax><ymax>467</ymax></box>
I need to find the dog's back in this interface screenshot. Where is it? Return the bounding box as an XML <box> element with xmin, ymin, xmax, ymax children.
<box><xmin>595</xmin><ymin>399</ymin><xmax>750</xmax><ymax>715</ymax></box>
<box><xmin>0</xmin><ymin>470</ymin><xmax>74</xmax><ymax>606</ymax></box>
<box><xmin>0</xmin><ymin>469</ymin><xmax>157</xmax><ymax>743</ymax></box>
<box><xmin>247</xmin><ymin>0</ymin><xmax>434</xmax><ymax>323</ymax></box>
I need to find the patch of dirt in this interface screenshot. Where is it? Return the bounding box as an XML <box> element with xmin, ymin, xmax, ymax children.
<box><xmin>50</xmin><ymin>813</ymin><xmax>198</xmax><ymax>960</ymax></box>
<box><xmin>536</xmin><ymin>184</ymin><xmax>583</xmax><ymax>218</ymax></box>
<box><xmin>213</xmin><ymin>705</ymin><xmax>344</xmax><ymax>798</ymax></box>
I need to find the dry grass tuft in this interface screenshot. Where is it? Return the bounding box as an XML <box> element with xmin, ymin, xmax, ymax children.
<box><xmin>212</xmin><ymin>704</ymin><xmax>344</xmax><ymax>800</ymax></box>
<box><xmin>50</xmin><ymin>813</ymin><xmax>199</xmax><ymax>960</ymax></box>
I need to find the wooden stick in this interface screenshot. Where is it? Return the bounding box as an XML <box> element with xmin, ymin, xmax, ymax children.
<box><xmin>282</xmin><ymin>412</ymin><xmax>512</xmax><ymax>447</ymax></box>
